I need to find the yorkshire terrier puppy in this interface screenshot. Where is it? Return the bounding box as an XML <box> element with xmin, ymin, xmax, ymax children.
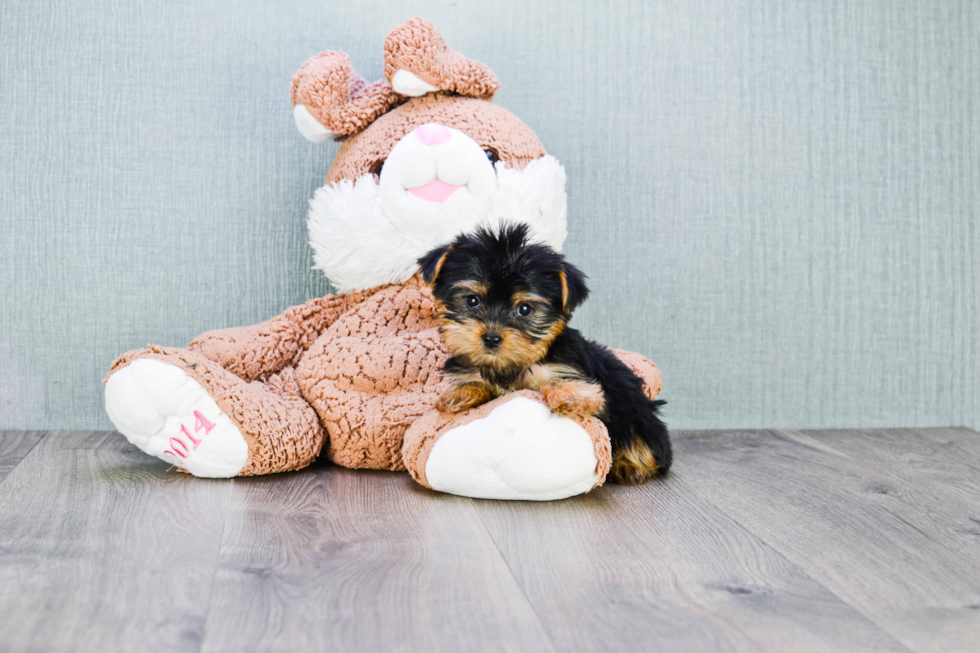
<box><xmin>418</xmin><ymin>224</ymin><xmax>671</xmax><ymax>484</ymax></box>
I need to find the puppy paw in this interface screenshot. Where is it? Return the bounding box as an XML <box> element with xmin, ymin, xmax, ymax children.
<box><xmin>542</xmin><ymin>381</ymin><xmax>605</xmax><ymax>418</ymax></box>
<box><xmin>436</xmin><ymin>384</ymin><xmax>493</xmax><ymax>414</ymax></box>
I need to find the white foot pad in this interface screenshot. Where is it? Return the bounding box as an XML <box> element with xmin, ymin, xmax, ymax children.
<box><xmin>424</xmin><ymin>397</ymin><xmax>600</xmax><ymax>501</ymax></box>
<box><xmin>105</xmin><ymin>359</ymin><xmax>248</xmax><ymax>478</ymax></box>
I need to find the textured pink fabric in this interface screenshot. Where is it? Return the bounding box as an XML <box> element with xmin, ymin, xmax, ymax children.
<box><xmin>295</xmin><ymin>278</ymin><xmax>451</xmax><ymax>470</ymax></box>
<box><xmin>384</xmin><ymin>17</ymin><xmax>499</xmax><ymax>101</ymax></box>
<box><xmin>106</xmin><ymin>270</ymin><xmax>660</xmax><ymax>477</ymax></box>
<box><xmin>324</xmin><ymin>95</ymin><xmax>546</xmax><ymax>184</ymax></box>
<box><xmin>290</xmin><ymin>51</ymin><xmax>403</xmax><ymax>137</ymax></box>
<box><xmin>109</xmin><ymin>347</ymin><xmax>324</xmax><ymax>476</ymax></box>
<box><xmin>187</xmin><ymin>290</ymin><xmax>370</xmax><ymax>382</ymax></box>
<box><xmin>290</xmin><ymin>17</ymin><xmax>500</xmax><ymax>141</ymax></box>
<box><xmin>611</xmin><ymin>349</ymin><xmax>663</xmax><ymax>401</ymax></box>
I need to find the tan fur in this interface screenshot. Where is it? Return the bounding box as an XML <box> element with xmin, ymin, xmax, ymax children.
<box><xmin>497</xmin><ymin>327</ymin><xmax>549</xmax><ymax>371</ymax></box>
<box><xmin>438</xmin><ymin>320</ymin><xmax>549</xmax><ymax>374</ymax></box>
<box><xmin>439</xmin><ymin>319</ymin><xmax>489</xmax><ymax>367</ymax></box>
<box><xmin>430</xmin><ymin>248</ymin><xmax>452</xmax><ymax>284</ymax></box>
<box><xmin>451</xmin><ymin>280</ymin><xmax>489</xmax><ymax>295</ymax></box>
<box><xmin>436</xmin><ymin>382</ymin><xmax>494</xmax><ymax>413</ymax></box>
<box><xmin>609</xmin><ymin>438</ymin><xmax>659</xmax><ymax>485</ymax></box>
<box><xmin>541</xmin><ymin>380</ymin><xmax>606</xmax><ymax>418</ymax></box>
<box><xmin>443</xmin><ymin>365</ymin><xmax>483</xmax><ymax>386</ymax></box>
<box><xmin>510</xmin><ymin>291</ymin><xmax>549</xmax><ymax>308</ymax></box>
<box><xmin>522</xmin><ymin>362</ymin><xmax>581</xmax><ymax>390</ymax></box>
<box><xmin>558</xmin><ymin>270</ymin><xmax>570</xmax><ymax>312</ymax></box>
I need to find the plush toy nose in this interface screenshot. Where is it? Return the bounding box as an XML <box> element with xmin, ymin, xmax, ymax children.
<box><xmin>414</xmin><ymin>122</ymin><xmax>451</xmax><ymax>147</ymax></box>
<box><xmin>482</xmin><ymin>332</ymin><xmax>503</xmax><ymax>349</ymax></box>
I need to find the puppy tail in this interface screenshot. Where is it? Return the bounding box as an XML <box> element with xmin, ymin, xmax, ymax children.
<box><xmin>610</xmin><ymin>399</ymin><xmax>672</xmax><ymax>485</ymax></box>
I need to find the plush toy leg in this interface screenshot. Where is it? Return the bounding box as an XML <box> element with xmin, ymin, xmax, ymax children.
<box><xmin>296</xmin><ymin>331</ymin><xmax>447</xmax><ymax>471</ymax></box>
<box><xmin>402</xmin><ymin>390</ymin><xmax>612</xmax><ymax>501</ymax></box>
<box><xmin>105</xmin><ymin>347</ymin><xmax>325</xmax><ymax>477</ymax></box>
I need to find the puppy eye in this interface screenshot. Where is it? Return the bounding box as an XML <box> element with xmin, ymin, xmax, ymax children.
<box><xmin>484</xmin><ymin>149</ymin><xmax>500</xmax><ymax>165</ymax></box>
<box><xmin>517</xmin><ymin>303</ymin><xmax>533</xmax><ymax>317</ymax></box>
<box><xmin>370</xmin><ymin>159</ymin><xmax>386</xmax><ymax>178</ymax></box>
<box><xmin>465</xmin><ymin>295</ymin><xmax>481</xmax><ymax>308</ymax></box>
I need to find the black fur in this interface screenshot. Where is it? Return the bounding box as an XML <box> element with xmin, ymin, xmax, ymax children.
<box><xmin>544</xmin><ymin>328</ymin><xmax>672</xmax><ymax>473</ymax></box>
<box><xmin>419</xmin><ymin>223</ymin><xmax>672</xmax><ymax>475</ymax></box>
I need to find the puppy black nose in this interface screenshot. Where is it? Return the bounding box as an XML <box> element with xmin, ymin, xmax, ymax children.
<box><xmin>482</xmin><ymin>332</ymin><xmax>503</xmax><ymax>348</ymax></box>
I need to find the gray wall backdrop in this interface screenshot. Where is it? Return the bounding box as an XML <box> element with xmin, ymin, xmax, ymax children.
<box><xmin>1</xmin><ymin>0</ymin><xmax>978</xmax><ymax>431</ymax></box>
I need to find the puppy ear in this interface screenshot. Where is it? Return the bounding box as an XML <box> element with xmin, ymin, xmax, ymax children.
<box><xmin>418</xmin><ymin>245</ymin><xmax>452</xmax><ymax>285</ymax></box>
<box><xmin>558</xmin><ymin>262</ymin><xmax>589</xmax><ymax>313</ymax></box>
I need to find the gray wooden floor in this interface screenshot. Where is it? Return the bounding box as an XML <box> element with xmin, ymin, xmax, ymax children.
<box><xmin>1</xmin><ymin>428</ymin><xmax>979</xmax><ymax>653</ymax></box>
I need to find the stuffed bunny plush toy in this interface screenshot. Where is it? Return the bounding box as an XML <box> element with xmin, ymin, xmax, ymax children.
<box><xmin>104</xmin><ymin>18</ymin><xmax>663</xmax><ymax>500</ymax></box>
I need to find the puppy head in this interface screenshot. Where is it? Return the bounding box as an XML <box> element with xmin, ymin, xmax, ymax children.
<box><xmin>418</xmin><ymin>224</ymin><xmax>588</xmax><ymax>372</ymax></box>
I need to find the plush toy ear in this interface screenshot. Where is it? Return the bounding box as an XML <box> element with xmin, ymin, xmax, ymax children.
<box><xmin>418</xmin><ymin>245</ymin><xmax>452</xmax><ymax>285</ymax></box>
<box><xmin>558</xmin><ymin>262</ymin><xmax>589</xmax><ymax>313</ymax></box>
<box><xmin>291</xmin><ymin>51</ymin><xmax>404</xmax><ymax>142</ymax></box>
<box><xmin>384</xmin><ymin>17</ymin><xmax>499</xmax><ymax>100</ymax></box>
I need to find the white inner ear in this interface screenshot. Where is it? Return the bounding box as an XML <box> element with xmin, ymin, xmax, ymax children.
<box><xmin>391</xmin><ymin>69</ymin><xmax>439</xmax><ymax>97</ymax></box>
<box><xmin>293</xmin><ymin>104</ymin><xmax>335</xmax><ymax>144</ymax></box>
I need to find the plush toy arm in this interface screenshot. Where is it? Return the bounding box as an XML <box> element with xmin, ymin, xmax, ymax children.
<box><xmin>611</xmin><ymin>349</ymin><xmax>663</xmax><ymax>400</ymax></box>
<box><xmin>188</xmin><ymin>291</ymin><xmax>367</xmax><ymax>382</ymax></box>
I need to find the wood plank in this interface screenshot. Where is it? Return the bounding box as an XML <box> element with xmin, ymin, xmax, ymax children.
<box><xmin>472</xmin><ymin>475</ymin><xmax>910</xmax><ymax>653</ymax></box>
<box><xmin>0</xmin><ymin>431</ymin><xmax>46</xmax><ymax>483</ymax></box>
<box><xmin>807</xmin><ymin>428</ymin><xmax>980</xmax><ymax>541</ymax></box>
<box><xmin>201</xmin><ymin>465</ymin><xmax>557</xmax><ymax>653</ymax></box>
<box><xmin>673</xmin><ymin>429</ymin><xmax>980</xmax><ymax>653</ymax></box>
<box><xmin>913</xmin><ymin>427</ymin><xmax>980</xmax><ymax>474</ymax></box>
<box><xmin>0</xmin><ymin>431</ymin><xmax>231</xmax><ymax>653</ymax></box>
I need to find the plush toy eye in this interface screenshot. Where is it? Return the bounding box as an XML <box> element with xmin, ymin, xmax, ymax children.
<box><xmin>484</xmin><ymin>149</ymin><xmax>499</xmax><ymax>165</ymax></box>
<box><xmin>517</xmin><ymin>303</ymin><xmax>532</xmax><ymax>317</ymax></box>
<box><xmin>466</xmin><ymin>295</ymin><xmax>481</xmax><ymax>308</ymax></box>
<box><xmin>370</xmin><ymin>159</ymin><xmax>386</xmax><ymax>177</ymax></box>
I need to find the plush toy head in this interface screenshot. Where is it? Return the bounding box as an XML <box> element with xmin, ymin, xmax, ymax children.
<box><xmin>291</xmin><ymin>18</ymin><xmax>568</xmax><ymax>293</ymax></box>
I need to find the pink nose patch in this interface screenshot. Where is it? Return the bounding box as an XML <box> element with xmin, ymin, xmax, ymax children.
<box><xmin>407</xmin><ymin>179</ymin><xmax>461</xmax><ymax>203</ymax></box>
<box><xmin>414</xmin><ymin>123</ymin><xmax>451</xmax><ymax>147</ymax></box>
